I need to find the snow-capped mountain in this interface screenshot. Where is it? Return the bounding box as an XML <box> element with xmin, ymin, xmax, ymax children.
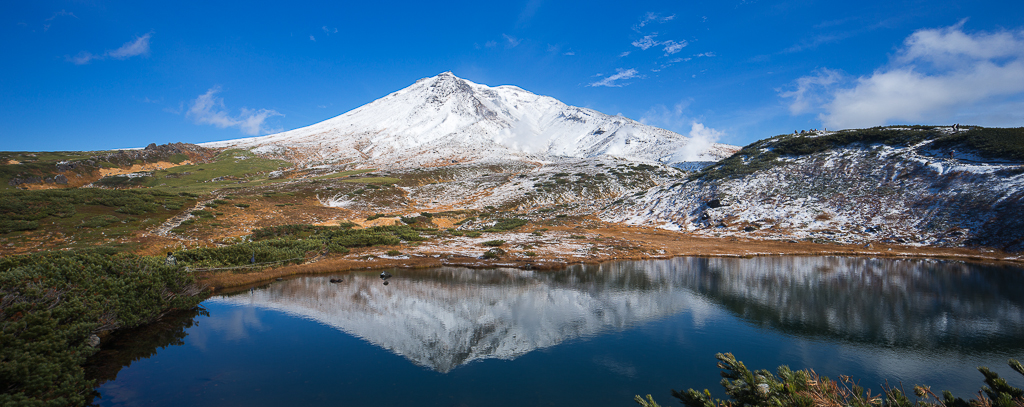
<box><xmin>205</xmin><ymin>72</ymin><xmax>738</xmax><ymax>167</ymax></box>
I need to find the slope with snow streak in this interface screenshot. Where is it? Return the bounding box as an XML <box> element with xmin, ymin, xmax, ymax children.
<box><xmin>603</xmin><ymin>133</ymin><xmax>1024</xmax><ymax>251</ymax></box>
<box><xmin>205</xmin><ymin>72</ymin><xmax>737</xmax><ymax>167</ymax></box>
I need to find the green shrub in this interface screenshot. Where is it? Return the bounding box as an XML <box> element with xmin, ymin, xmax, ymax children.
<box><xmin>0</xmin><ymin>219</ymin><xmax>39</xmax><ymax>233</ymax></box>
<box><xmin>0</xmin><ymin>189</ymin><xmax>181</xmax><ymax>231</ymax></box>
<box><xmin>174</xmin><ymin>239</ymin><xmax>320</xmax><ymax>268</ymax></box>
<box><xmin>656</xmin><ymin>353</ymin><xmax>1024</xmax><ymax>407</ymax></box>
<box><xmin>482</xmin><ymin>247</ymin><xmax>505</xmax><ymax>259</ymax></box>
<box><xmin>80</xmin><ymin>215</ymin><xmax>121</xmax><ymax>228</ymax></box>
<box><xmin>482</xmin><ymin>218</ymin><xmax>527</xmax><ymax>232</ymax></box>
<box><xmin>400</xmin><ymin>216</ymin><xmax>419</xmax><ymax>224</ymax></box>
<box><xmin>234</xmin><ymin>203</ymin><xmax>250</xmax><ymax>208</ymax></box>
<box><xmin>386</xmin><ymin>250</ymin><xmax>402</xmax><ymax>256</ymax></box>
<box><xmin>930</xmin><ymin>127</ymin><xmax>1024</xmax><ymax>160</ymax></box>
<box><xmin>0</xmin><ymin>248</ymin><xmax>202</xmax><ymax>406</ymax></box>
<box><xmin>482</xmin><ymin>240</ymin><xmax>505</xmax><ymax>247</ymax></box>
<box><xmin>465</xmin><ymin>231</ymin><xmax>482</xmax><ymax>238</ymax></box>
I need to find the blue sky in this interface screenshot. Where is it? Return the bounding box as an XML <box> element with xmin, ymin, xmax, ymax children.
<box><xmin>2</xmin><ymin>0</ymin><xmax>1023</xmax><ymax>151</ymax></box>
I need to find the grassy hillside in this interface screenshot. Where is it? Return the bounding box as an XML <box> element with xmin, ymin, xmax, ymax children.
<box><xmin>698</xmin><ymin>126</ymin><xmax>1024</xmax><ymax>180</ymax></box>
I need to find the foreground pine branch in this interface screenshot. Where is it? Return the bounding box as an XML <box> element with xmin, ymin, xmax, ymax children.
<box><xmin>638</xmin><ymin>352</ymin><xmax>1024</xmax><ymax>407</ymax></box>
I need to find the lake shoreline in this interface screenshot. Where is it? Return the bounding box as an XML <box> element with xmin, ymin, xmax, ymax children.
<box><xmin>200</xmin><ymin>226</ymin><xmax>1022</xmax><ymax>292</ymax></box>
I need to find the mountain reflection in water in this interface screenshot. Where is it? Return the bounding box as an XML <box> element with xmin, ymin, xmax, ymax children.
<box><xmin>211</xmin><ymin>257</ymin><xmax>1024</xmax><ymax>372</ymax></box>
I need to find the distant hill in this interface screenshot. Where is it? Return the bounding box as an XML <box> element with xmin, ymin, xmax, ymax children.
<box><xmin>604</xmin><ymin>126</ymin><xmax>1024</xmax><ymax>252</ymax></box>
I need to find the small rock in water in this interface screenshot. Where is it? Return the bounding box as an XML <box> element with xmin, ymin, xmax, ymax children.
<box><xmin>275</xmin><ymin>277</ymin><xmax>283</xmax><ymax>281</ymax></box>
<box><xmin>87</xmin><ymin>334</ymin><xmax>101</xmax><ymax>348</ymax></box>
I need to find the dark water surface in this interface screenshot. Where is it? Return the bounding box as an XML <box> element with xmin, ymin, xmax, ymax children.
<box><xmin>90</xmin><ymin>257</ymin><xmax>1024</xmax><ymax>406</ymax></box>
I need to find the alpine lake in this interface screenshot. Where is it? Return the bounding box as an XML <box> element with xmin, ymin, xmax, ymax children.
<box><xmin>86</xmin><ymin>256</ymin><xmax>1024</xmax><ymax>406</ymax></box>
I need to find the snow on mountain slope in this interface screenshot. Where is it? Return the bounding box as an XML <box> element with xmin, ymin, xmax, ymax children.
<box><xmin>204</xmin><ymin>72</ymin><xmax>738</xmax><ymax>168</ymax></box>
<box><xmin>602</xmin><ymin>128</ymin><xmax>1024</xmax><ymax>251</ymax></box>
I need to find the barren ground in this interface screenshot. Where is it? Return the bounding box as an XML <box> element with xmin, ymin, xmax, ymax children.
<box><xmin>199</xmin><ymin>218</ymin><xmax>1021</xmax><ymax>292</ymax></box>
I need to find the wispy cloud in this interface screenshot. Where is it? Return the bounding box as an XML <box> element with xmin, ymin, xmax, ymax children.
<box><xmin>619</xmin><ymin>51</ymin><xmax>631</xmax><ymax>57</ymax></box>
<box><xmin>783</xmin><ymin>18</ymin><xmax>895</xmax><ymax>54</ymax></box>
<box><xmin>186</xmin><ymin>87</ymin><xmax>283</xmax><ymax>135</ymax></box>
<box><xmin>588</xmin><ymin>68</ymin><xmax>639</xmax><ymax>87</ymax></box>
<box><xmin>44</xmin><ymin>9</ymin><xmax>77</xmax><ymax>31</ymax></box>
<box><xmin>309</xmin><ymin>35</ymin><xmax>316</xmax><ymax>41</ymax></box>
<box><xmin>46</xmin><ymin>9</ymin><xmax>77</xmax><ymax>21</ymax></box>
<box><xmin>108</xmin><ymin>33</ymin><xmax>151</xmax><ymax>59</ymax></box>
<box><xmin>779</xmin><ymin>68</ymin><xmax>846</xmax><ymax>114</ymax></box>
<box><xmin>69</xmin><ymin>51</ymin><xmax>99</xmax><ymax>65</ymax></box>
<box><xmin>783</xmin><ymin>33</ymin><xmax>849</xmax><ymax>53</ymax></box>
<box><xmin>321</xmin><ymin>26</ymin><xmax>337</xmax><ymax>34</ymax></box>
<box><xmin>635</xmin><ymin>12</ymin><xmax>675</xmax><ymax>31</ymax></box>
<box><xmin>503</xmin><ymin>34</ymin><xmax>521</xmax><ymax>48</ymax></box>
<box><xmin>69</xmin><ymin>33</ymin><xmax>152</xmax><ymax>65</ymax></box>
<box><xmin>631</xmin><ymin>34</ymin><xmax>687</xmax><ymax>55</ymax></box>
<box><xmin>641</xmin><ymin>100</ymin><xmax>692</xmax><ymax>133</ymax></box>
<box><xmin>782</xmin><ymin>21</ymin><xmax>1024</xmax><ymax>128</ymax></box>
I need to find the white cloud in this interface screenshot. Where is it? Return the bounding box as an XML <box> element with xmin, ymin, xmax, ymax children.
<box><xmin>309</xmin><ymin>35</ymin><xmax>316</xmax><ymax>41</ymax></box>
<box><xmin>783</xmin><ymin>22</ymin><xmax>1024</xmax><ymax>128</ymax></box>
<box><xmin>503</xmin><ymin>34</ymin><xmax>521</xmax><ymax>48</ymax></box>
<box><xmin>661</xmin><ymin>40</ymin><xmax>687</xmax><ymax>55</ymax></box>
<box><xmin>677</xmin><ymin>122</ymin><xmax>724</xmax><ymax>161</ymax></box>
<box><xmin>642</xmin><ymin>102</ymin><xmax>724</xmax><ymax>161</ymax></box>
<box><xmin>632</xmin><ymin>34</ymin><xmax>687</xmax><ymax>55</ymax></box>
<box><xmin>485</xmin><ymin>40</ymin><xmax>497</xmax><ymax>48</ymax></box>
<box><xmin>588</xmin><ymin>68</ymin><xmax>639</xmax><ymax>87</ymax></box>
<box><xmin>69</xmin><ymin>33</ymin><xmax>152</xmax><ymax>64</ymax></box>
<box><xmin>619</xmin><ymin>51</ymin><xmax>631</xmax><ymax>57</ymax></box>
<box><xmin>186</xmin><ymin>87</ymin><xmax>283</xmax><ymax>135</ymax></box>
<box><xmin>107</xmin><ymin>33</ymin><xmax>151</xmax><ymax>59</ymax></box>
<box><xmin>563</xmin><ymin>51</ymin><xmax>575</xmax><ymax>56</ymax></box>
<box><xmin>632</xmin><ymin>35</ymin><xmax>659</xmax><ymax>50</ymax></box>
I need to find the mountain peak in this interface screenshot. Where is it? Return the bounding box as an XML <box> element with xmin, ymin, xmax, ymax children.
<box><xmin>425</xmin><ymin>72</ymin><xmax>474</xmax><ymax>104</ymax></box>
<box><xmin>205</xmin><ymin>74</ymin><xmax>739</xmax><ymax>167</ymax></box>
